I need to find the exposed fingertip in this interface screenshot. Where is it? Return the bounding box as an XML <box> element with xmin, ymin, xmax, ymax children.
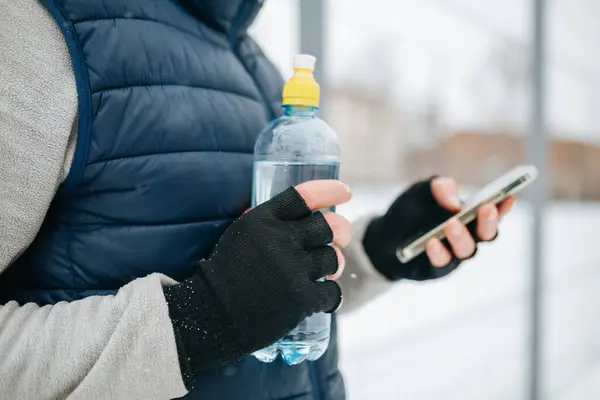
<box><xmin>477</xmin><ymin>211</ymin><xmax>498</xmax><ymax>241</ymax></box>
<box><xmin>323</xmin><ymin>212</ymin><xmax>353</xmax><ymax>248</ymax></box>
<box><xmin>499</xmin><ymin>196</ymin><xmax>516</xmax><ymax>217</ymax></box>
<box><xmin>480</xmin><ymin>204</ymin><xmax>498</xmax><ymax>223</ymax></box>
<box><xmin>426</xmin><ymin>239</ymin><xmax>451</xmax><ymax>267</ymax></box>
<box><xmin>431</xmin><ymin>177</ymin><xmax>461</xmax><ymax>210</ymax></box>
<box><xmin>342</xmin><ymin>182</ymin><xmax>353</xmax><ymax>196</ymax></box>
<box><xmin>431</xmin><ymin>176</ymin><xmax>454</xmax><ymax>186</ymax></box>
<box><xmin>328</xmin><ymin>247</ymin><xmax>345</xmax><ymax>280</ymax></box>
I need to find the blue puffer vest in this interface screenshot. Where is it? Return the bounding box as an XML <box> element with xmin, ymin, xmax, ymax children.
<box><xmin>0</xmin><ymin>0</ymin><xmax>345</xmax><ymax>399</ymax></box>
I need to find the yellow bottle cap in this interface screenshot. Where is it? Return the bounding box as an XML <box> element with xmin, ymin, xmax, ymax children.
<box><xmin>282</xmin><ymin>54</ymin><xmax>320</xmax><ymax>108</ymax></box>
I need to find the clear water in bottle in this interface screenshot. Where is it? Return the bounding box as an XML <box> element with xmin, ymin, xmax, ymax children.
<box><xmin>253</xmin><ymin>161</ymin><xmax>340</xmax><ymax>207</ymax></box>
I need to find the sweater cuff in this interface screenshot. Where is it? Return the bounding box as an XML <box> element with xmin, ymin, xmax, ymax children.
<box><xmin>162</xmin><ymin>272</ymin><xmax>244</xmax><ymax>390</ymax></box>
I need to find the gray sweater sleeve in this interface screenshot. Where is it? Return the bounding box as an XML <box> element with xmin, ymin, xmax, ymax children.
<box><xmin>0</xmin><ymin>274</ymin><xmax>187</xmax><ymax>400</ymax></box>
<box><xmin>0</xmin><ymin>2</ymin><xmax>186</xmax><ymax>399</ymax></box>
<box><xmin>0</xmin><ymin>0</ymin><xmax>77</xmax><ymax>269</ymax></box>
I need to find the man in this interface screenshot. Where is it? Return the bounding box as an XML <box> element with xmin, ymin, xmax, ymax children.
<box><xmin>0</xmin><ymin>1</ymin><xmax>514</xmax><ymax>399</ymax></box>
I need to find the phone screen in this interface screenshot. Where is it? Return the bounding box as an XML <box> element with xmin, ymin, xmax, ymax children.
<box><xmin>461</xmin><ymin>166</ymin><xmax>536</xmax><ymax>211</ymax></box>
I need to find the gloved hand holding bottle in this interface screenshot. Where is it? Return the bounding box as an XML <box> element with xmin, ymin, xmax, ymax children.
<box><xmin>163</xmin><ymin>180</ymin><xmax>352</xmax><ymax>380</ymax></box>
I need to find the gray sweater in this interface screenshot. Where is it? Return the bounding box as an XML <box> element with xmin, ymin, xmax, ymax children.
<box><xmin>0</xmin><ymin>1</ymin><xmax>391</xmax><ymax>399</ymax></box>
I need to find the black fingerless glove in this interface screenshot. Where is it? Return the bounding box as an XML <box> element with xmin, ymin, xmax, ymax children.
<box><xmin>363</xmin><ymin>178</ymin><xmax>492</xmax><ymax>282</ymax></box>
<box><xmin>163</xmin><ymin>187</ymin><xmax>342</xmax><ymax>388</ymax></box>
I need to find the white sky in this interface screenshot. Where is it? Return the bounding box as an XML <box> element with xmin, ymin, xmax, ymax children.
<box><xmin>250</xmin><ymin>0</ymin><xmax>600</xmax><ymax>142</ymax></box>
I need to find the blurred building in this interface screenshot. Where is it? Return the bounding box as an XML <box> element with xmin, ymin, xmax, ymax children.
<box><xmin>327</xmin><ymin>86</ymin><xmax>405</xmax><ymax>184</ymax></box>
<box><xmin>329</xmin><ymin>85</ymin><xmax>600</xmax><ymax>201</ymax></box>
<box><xmin>404</xmin><ymin>131</ymin><xmax>600</xmax><ymax>201</ymax></box>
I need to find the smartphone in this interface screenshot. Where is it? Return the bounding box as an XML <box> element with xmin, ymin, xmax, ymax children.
<box><xmin>396</xmin><ymin>164</ymin><xmax>539</xmax><ymax>264</ymax></box>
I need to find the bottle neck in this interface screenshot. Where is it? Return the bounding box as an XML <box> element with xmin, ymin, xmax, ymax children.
<box><xmin>283</xmin><ymin>105</ymin><xmax>318</xmax><ymax>117</ymax></box>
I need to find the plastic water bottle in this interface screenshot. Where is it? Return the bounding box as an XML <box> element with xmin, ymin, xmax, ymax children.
<box><xmin>251</xmin><ymin>54</ymin><xmax>341</xmax><ymax>365</ymax></box>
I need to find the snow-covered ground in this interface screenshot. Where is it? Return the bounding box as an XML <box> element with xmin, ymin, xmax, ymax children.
<box><xmin>335</xmin><ymin>186</ymin><xmax>600</xmax><ymax>400</ymax></box>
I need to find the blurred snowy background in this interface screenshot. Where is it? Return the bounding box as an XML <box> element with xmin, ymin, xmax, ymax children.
<box><xmin>338</xmin><ymin>189</ymin><xmax>600</xmax><ymax>400</ymax></box>
<box><xmin>251</xmin><ymin>1</ymin><xmax>600</xmax><ymax>399</ymax></box>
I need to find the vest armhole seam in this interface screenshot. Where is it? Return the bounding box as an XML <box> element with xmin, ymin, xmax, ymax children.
<box><xmin>41</xmin><ymin>0</ymin><xmax>93</xmax><ymax>198</ymax></box>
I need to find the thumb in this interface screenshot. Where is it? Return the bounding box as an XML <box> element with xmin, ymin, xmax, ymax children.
<box><xmin>431</xmin><ymin>177</ymin><xmax>461</xmax><ymax>212</ymax></box>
